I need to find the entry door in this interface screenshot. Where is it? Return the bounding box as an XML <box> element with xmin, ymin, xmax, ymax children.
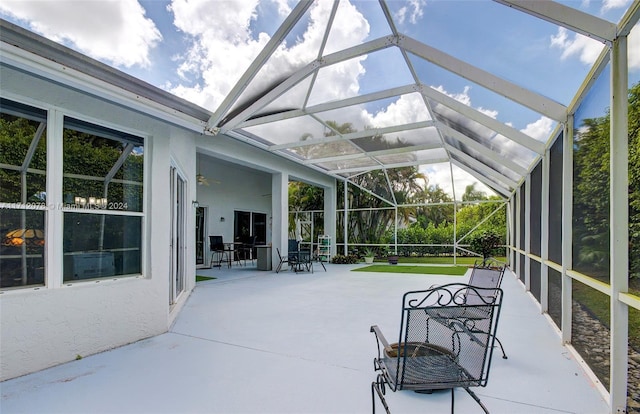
<box><xmin>169</xmin><ymin>165</ymin><xmax>186</xmax><ymax>305</ymax></box>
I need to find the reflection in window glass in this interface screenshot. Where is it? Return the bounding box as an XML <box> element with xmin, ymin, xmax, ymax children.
<box><xmin>61</xmin><ymin>117</ymin><xmax>143</xmax><ymax>282</ymax></box>
<box><xmin>0</xmin><ymin>99</ymin><xmax>47</xmax><ymax>204</ymax></box>
<box><xmin>1</xmin><ymin>99</ymin><xmax>47</xmax><ymax>289</ymax></box>
<box><xmin>0</xmin><ymin>209</ymin><xmax>45</xmax><ymax>288</ymax></box>
<box><xmin>63</xmin><ymin>117</ymin><xmax>143</xmax><ymax>213</ymax></box>
<box><xmin>63</xmin><ymin>213</ymin><xmax>142</xmax><ymax>281</ymax></box>
<box><xmin>572</xmin><ymin>66</ymin><xmax>610</xmax><ymax>282</ymax></box>
<box><xmin>572</xmin><ymin>280</ymin><xmax>610</xmax><ymax>389</ymax></box>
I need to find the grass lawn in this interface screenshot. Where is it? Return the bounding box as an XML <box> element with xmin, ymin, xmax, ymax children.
<box><xmin>353</xmin><ymin>264</ymin><xmax>469</xmax><ymax>276</ymax></box>
<box><xmin>196</xmin><ymin>275</ymin><xmax>216</xmax><ymax>282</ymax></box>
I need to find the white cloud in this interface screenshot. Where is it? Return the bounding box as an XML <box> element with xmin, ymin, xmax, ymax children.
<box><xmin>419</xmin><ymin>163</ymin><xmax>496</xmax><ymax>200</ymax></box>
<box><xmin>271</xmin><ymin>0</ymin><xmax>292</xmax><ymax>17</ymax></box>
<box><xmin>0</xmin><ymin>0</ymin><xmax>161</xmax><ymax>68</ymax></box>
<box><xmin>550</xmin><ymin>27</ymin><xmax>604</xmax><ymax>66</ymax></box>
<box><xmin>431</xmin><ymin>85</ymin><xmax>498</xmax><ymax>119</ymax></box>
<box><xmin>168</xmin><ymin>0</ymin><xmax>369</xmax><ymax>113</ymax></box>
<box><xmin>394</xmin><ymin>0</ymin><xmax>426</xmax><ymax>25</ymax></box>
<box><xmin>363</xmin><ymin>93</ymin><xmax>431</xmax><ymax>128</ymax></box>
<box><xmin>601</xmin><ymin>0</ymin><xmax>630</xmax><ymax>12</ymax></box>
<box><xmin>520</xmin><ymin>116</ymin><xmax>554</xmax><ymax>141</ymax></box>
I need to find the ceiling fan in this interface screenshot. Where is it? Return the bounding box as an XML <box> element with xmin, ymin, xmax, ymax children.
<box><xmin>196</xmin><ymin>173</ymin><xmax>209</xmax><ymax>186</ymax></box>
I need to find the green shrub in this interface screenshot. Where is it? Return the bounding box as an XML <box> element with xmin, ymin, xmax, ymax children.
<box><xmin>468</xmin><ymin>230</ymin><xmax>503</xmax><ymax>260</ymax></box>
<box><xmin>331</xmin><ymin>254</ymin><xmax>360</xmax><ymax>264</ymax></box>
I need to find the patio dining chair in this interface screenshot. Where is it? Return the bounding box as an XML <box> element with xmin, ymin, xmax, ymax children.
<box><xmin>209</xmin><ymin>235</ymin><xmax>230</xmax><ymax>268</ymax></box>
<box><xmin>240</xmin><ymin>235</ymin><xmax>257</xmax><ymax>263</ymax></box>
<box><xmin>275</xmin><ymin>248</ymin><xmax>289</xmax><ymax>273</ymax></box>
<box><xmin>371</xmin><ymin>283</ymin><xmax>503</xmax><ymax>414</ymax></box>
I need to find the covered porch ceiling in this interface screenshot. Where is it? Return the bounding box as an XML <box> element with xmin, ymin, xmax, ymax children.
<box><xmin>204</xmin><ymin>0</ymin><xmax>638</xmax><ymax>201</ymax></box>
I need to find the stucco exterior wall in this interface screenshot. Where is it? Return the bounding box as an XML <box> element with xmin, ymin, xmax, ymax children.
<box><xmin>197</xmin><ymin>158</ymin><xmax>272</xmax><ymax>243</ymax></box>
<box><xmin>0</xmin><ymin>65</ymin><xmax>197</xmax><ymax>380</ymax></box>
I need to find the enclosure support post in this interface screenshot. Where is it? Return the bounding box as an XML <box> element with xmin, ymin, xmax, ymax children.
<box><xmin>343</xmin><ymin>178</ymin><xmax>348</xmax><ymax>256</ymax></box>
<box><xmin>540</xmin><ymin>151</ymin><xmax>550</xmax><ymax>313</ymax></box>
<box><xmin>47</xmin><ymin>109</ymin><xmax>64</xmax><ymax>288</ymax></box>
<box><xmin>515</xmin><ymin>187</ymin><xmax>521</xmax><ymax>281</ymax></box>
<box><xmin>524</xmin><ymin>173</ymin><xmax>531</xmax><ymax>291</ymax></box>
<box><xmin>609</xmin><ymin>34</ymin><xmax>629</xmax><ymax>413</ymax></box>
<box><xmin>324</xmin><ymin>179</ymin><xmax>337</xmax><ymax>258</ymax></box>
<box><xmin>272</xmin><ymin>172</ymin><xmax>289</xmax><ymax>268</ymax></box>
<box><xmin>561</xmin><ymin>117</ymin><xmax>573</xmax><ymax>344</ymax></box>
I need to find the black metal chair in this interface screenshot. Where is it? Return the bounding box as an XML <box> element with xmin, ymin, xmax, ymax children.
<box><xmin>467</xmin><ymin>260</ymin><xmax>507</xmax><ymax>359</ymax></box>
<box><xmin>209</xmin><ymin>235</ymin><xmax>230</xmax><ymax>268</ymax></box>
<box><xmin>371</xmin><ymin>283</ymin><xmax>504</xmax><ymax>414</ymax></box>
<box><xmin>240</xmin><ymin>235</ymin><xmax>257</xmax><ymax>263</ymax></box>
<box><xmin>275</xmin><ymin>248</ymin><xmax>287</xmax><ymax>273</ymax></box>
<box><xmin>287</xmin><ymin>239</ymin><xmax>300</xmax><ymax>271</ymax></box>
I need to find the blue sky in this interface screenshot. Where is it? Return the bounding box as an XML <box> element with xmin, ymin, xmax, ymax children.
<box><xmin>2</xmin><ymin>0</ymin><xmax>637</xmax><ymax>115</ymax></box>
<box><xmin>1</xmin><ymin>0</ymin><xmax>638</xmax><ymax>197</ymax></box>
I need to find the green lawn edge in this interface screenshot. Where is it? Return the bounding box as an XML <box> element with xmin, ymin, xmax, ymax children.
<box><xmin>196</xmin><ymin>275</ymin><xmax>216</xmax><ymax>282</ymax></box>
<box><xmin>352</xmin><ymin>264</ymin><xmax>468</xmax><ymax>276</ymax></box>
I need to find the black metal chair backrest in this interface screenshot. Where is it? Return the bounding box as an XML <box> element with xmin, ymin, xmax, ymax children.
<box><xmin>371</xmin><ymin>283</ymin><xmax>504</xmax><ymax>413</ymax></box>
<box><xmin>209</xmin><ymin>235</ymin><xmax>224</xmax><ymax>252</ymax></box>
<box><xmin>395</xmin><ymin>284</ymin><xmax>503</xmax><ymax>390</ymax></box>
<box><xmin>287</xmin><ymin>239</ymin><xmax>299</xmax><ymax>260</ymax></box>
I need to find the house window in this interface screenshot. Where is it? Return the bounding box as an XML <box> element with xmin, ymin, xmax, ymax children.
<box><xmin>62</xmin><ymin>117</ymin><xmax>144</xmax><ymax>281</ymax></box>
<box><xmin>0</xmin><ymin>99</ymin><xmax>47</xmax><ymax>289</ymax></box>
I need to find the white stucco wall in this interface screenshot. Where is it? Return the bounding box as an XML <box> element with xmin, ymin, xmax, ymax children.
<box><xmin>196</xmin><ymin>157</ymin><xmax>272</xmax><ymax>243</ymax></box>
<box><xmin>0</xmin><ymin>64</ymin><xmax>197</xmax><ymax>380</ymax></box>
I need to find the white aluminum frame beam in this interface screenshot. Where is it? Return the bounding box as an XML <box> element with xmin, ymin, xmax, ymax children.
<box><xmin>450</xmin><ymin>159</ymin><xmax>511</xmax><ymax>198</ymax></box>
<box><xmin>217</xmin><ymin>35</ymin><xmax>398</xmax><ymax>133</ymax></box>
<box><xmin>269</xmin><ymin>120</ymin><xmax>435</xmax><ymax>150</ymax></box>
<box><xmin>327</xmin><ymin>157</ymin><xmax>449</xmax><ymax>174</ymax></box>
<box><xmin>239</xmin><ymin>84</ymin><xmax>419</xmax><ymax>128</ymax></box>
<box><xmin>303</xmin><ymin>141</ymin><xmax>442</xmax><ymax>165</ymax></box>
<box><xmin>342</xmin><ymin>177</ymin><xmax>395</xmax><ymax>207</ymax></box>
<box><xmin>609</xmin><ymin>34</ymin><xmax>629</xmax><ymax>413</ymax></box>
<box><xmin>447</xmin><ymin>145</ymin><xmax>517</xmax><ymax>189</ymax></box>
<box><xmin>561</xmin><ymin>117</ymin><xmax>573</xmax><ymax>345</ymax></box>
<box><xmin>438</xmin><ymin>123</ymin><xmax>528</xmax><ymax>176</ymax></box>
<box><xmin>617</xmin><ymin>0</ymin><xmax>640</xmax><ymax>37</ymax></box>
<box><xmin>420</xmin><ymin>84</ymin><xmax>546</xmax><ymax>154</ymax></box>
<box><xmin>401</xmin><ymin>35</ymin><xmax>567</xmax><ymax>121</ymax></box>
<box><xmin>205</xmin><ymin>0</ymin><xmax>314</xmax><ymax>131</ymax></box>
<box><xmin>494</xmin><ymin>0</ymin><xmax>617</xmax><ymax>44</ymax></box>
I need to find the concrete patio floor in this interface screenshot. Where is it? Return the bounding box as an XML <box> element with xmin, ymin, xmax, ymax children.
<box><xmin>1</xmin><ymin>262</ymin><xmax>609</xmax><ymax>414</ymax></box>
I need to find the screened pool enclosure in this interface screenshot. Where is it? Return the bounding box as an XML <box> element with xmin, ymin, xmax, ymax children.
<box><xmin>202</xmin><ymin>2</ymin><xmax>640</xmax><ymax>411</ymax></box>
<box><xmin>1</xmin><ymin>0</ymin><xmax>639</xmax><ymax>412</ymax></box>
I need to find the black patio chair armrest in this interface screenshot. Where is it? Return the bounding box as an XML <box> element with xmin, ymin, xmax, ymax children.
<box><xmin>370</xmin><ymin>325</ymin><xmax>393</xmax><ymax>355</ymax></box>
